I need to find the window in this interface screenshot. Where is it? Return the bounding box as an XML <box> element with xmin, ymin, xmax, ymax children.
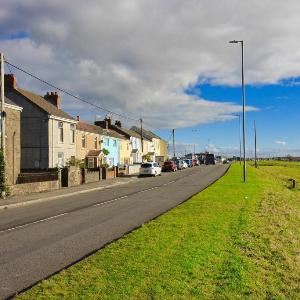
<box><xmin>70</xmin><ymin>124</ymin><xmax>75</xmax><ymax>144</ymax></box>
<box><xmin>113</xmin><ymin>140</ymin><xmax>117</xmax><ymax>147</ymax></box>
<box><xmin>58</xmin><ymin>122</ymin><xmax>64</xmax><ymax>143</ymax></box>
<box><xmin>94</xmin><ymin>136</ymin><xmax>98</xmax><ymax>149</ymax></box>
<box><xmin>58</xmin><ymin>152</ymin><xmax>64</xmax><ymax>168</ymax></box>
<box><xmin>81</xmin><ymin>134</ymin><xmax>86</xmax><ymax>148</ymax></box>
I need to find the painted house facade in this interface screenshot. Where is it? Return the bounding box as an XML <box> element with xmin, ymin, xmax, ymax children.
<box><xmin>95</xmin><ymin>118</ymin><xmax>139</xmax><ymax>166</ymax></box>
<box><xmin>76</xmin><ymin>117</ymin><xmax>104</xmax><ymax>168</ymax></box>
<box><xmin>5</xmin><ymin>74</ymin><xmax>77</xmax><ymax>169</ymax></box>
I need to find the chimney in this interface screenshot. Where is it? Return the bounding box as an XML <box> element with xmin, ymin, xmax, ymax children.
<box><xmin>44</xmin><ymin>91</ymin><xmax>61</xmax><ymax>109</ymax></box>
<box><xmin>104</xmin><ymin>116</ymin><xmax>112</xmax><ymax>127</ymax></box>
<box><xmin>4</xmin><ymin>74</ymin><xmax>17</xmax><ymax>89</ymax></box>
<box><xmin>115</xmin><ymin>120</ymin><xmax>122</xmax><ymax>127</ymax></box>
<box><xmin>95</xmin><ymin>120</ymin><xmax>108</xmax><ymax>129</ymax></box>
<box><xmin>76</xmin><ymin>116</ymin><xmax>80</xmax><ymax>121</ymax></box>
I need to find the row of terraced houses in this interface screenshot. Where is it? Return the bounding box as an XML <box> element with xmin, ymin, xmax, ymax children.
<box><xmin>3</xmin><ymin>74</ymin><xmax>168</xmax><ymax>187</ymax></box>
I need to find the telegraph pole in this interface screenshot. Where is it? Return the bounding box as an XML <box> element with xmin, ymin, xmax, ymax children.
<box><xmin>140</xmin><ymin>118</ymin><xmax>144</xmax><ymax>154</ymax></box>
<box><xmin>172</xmin><ymin>129</ymin><xmax>175</xmax><ymax>158</ymax></box>
<box><xmin>254</xmin><ymin>120</ymin><xmax>257</xmax><ymax>168</ymax></box>
<box><xmin>0</xmin><ymin>53</ymin><xmax>5</xmax><ymax>153</ymax></box>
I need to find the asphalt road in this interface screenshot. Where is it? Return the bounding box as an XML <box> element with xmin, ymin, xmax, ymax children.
<box><xmin>0</xmin><ymin>164</ymin><xmax>229</xmax><ymax>299</ymax></box>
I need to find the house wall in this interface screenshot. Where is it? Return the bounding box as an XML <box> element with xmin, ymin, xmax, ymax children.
<box><xmin>6</xmin><ymin>91</ymin><xmax>50</xmax><ymax>169</ymax></box>
<box><xmin>48</xmin><ymin>118</ymin><xmax>76</xmax><ymax>168</ymax></box>
<box><xmin>159</xmin><ymin>139</ymin><xmax>168</xmax><ymax>160</ymax></box>
<box><xmin>153</xmin><ymin>138</ymin><xmax>161</xmax><ymax>156</ymax></box>
<box><xmin>131</xmin><ymin>136</ymin><xmax>142</xmax><ymax>163</ymax></box>
<box><xmin>101</xmin><ymin>135</ymin><xmax>120</xmax><ymax>167</ymax></box>
<box><xmin>5</xmin><ymin>106</ymin><xmax>21</xmax><ymax>185</ymax></box>
<box><xmin>75</xmin><ymin>130</ymin><xmax>101</xmax><ymax>162</ymax></box>
<box><xmin>119</xmin><ymin>138</ymin><xmax>133</xmax><ymax>165</ymax></box>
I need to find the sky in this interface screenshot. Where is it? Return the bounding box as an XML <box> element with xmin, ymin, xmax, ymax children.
<box><xmin>1</xmin><ymin>0</ymin><xmax>300</xmax><ymax>157</ymax></box>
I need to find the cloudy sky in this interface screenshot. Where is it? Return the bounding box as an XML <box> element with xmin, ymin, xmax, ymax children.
<box><xmin>1</xmin><ymin>0</ymin><xmax>300</xmax><ymax>156</ymax></box>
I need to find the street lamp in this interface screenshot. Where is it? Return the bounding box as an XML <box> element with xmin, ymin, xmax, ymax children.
<box><xmin>229</xmin><ymin>40</ymin><xmax>246</xmax><ymax>182</ymax></box>
<box><xmin>234</xmin><ymin>114</ymin><xmax>242</xmax><ymax>165</ymax></box>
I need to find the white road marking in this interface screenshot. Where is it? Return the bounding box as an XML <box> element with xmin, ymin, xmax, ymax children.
<box><xmin>0</xmin><ymin>176</ymin><xmax>192</xmax><ymax>233</ymax></box>
<box><xmin>0</xmin><ymin>212</ymin><xmax>69</xmax><ymax>234</ymax></box>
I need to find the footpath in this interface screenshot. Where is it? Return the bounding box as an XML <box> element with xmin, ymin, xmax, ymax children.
<box><xmin>0</xmin><ymin>176</ymin><xmax>139</xmax><ymax>210</ymax></box>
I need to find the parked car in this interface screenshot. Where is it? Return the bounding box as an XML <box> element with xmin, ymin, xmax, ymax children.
<box><xmin>139</xmin><ymin>162</ymin><xmax>162</xmax><ymax>177</ymax></box>
<box><xmin>176</xmin><ymin>160</ymin><xmax>188</xmax><ymax>170</ymax></box>
<box><xmin>192</xmin><ymin>159</ymin><xmax>199</xmax><ymax>166</ymax></box>
<box><xmin>206</xmin><ymin>154</ymin><xmax>216</xmax><ymax>165</ymax></box>
<box><xmin>184</xmin><ymin>159</ymin><xmax>193</xmax><ymax>167</ymax></box>
<box><xmin>162</xmin><ymin>161</ymin><xmax>178</xmax><ymax>172</ymax></box>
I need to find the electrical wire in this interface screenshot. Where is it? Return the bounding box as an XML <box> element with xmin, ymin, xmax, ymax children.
<box><xmin>5</xmin><ymin>60</ymin><xmax>139</xmax><ymax>122</ymax></box>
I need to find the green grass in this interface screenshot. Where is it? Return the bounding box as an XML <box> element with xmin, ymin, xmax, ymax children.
<box><xmin>17</xmin><ymin>163</ymin><xmax>300</xmax><ymax>299</ymax></box>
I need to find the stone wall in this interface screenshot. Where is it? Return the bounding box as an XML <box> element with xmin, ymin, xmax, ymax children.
<box><xmin>61</xmin><ymin>166</ymin><xmax>82</xmax><ymax>187</ymax></box>
<box><xmin>128</xmin><ymin>164</ymin><xmax>141</xmax><ymax>175</ymax></box>
<box><xmin>84</xmin><ymin>169</ymin><xmax>100</xmax><ymax>183</ymax></box>
<box><xmin>9</xmin><ymin>180</ymin><xmax>59</xmax><ymax>196</ymax></box>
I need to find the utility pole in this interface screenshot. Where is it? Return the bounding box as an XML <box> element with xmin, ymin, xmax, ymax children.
<box><xmin>172</xmin><ymin>129</ymin><xmax>175</xmax><ymax>158</ymax></box>
<box><xmin>238</xmin><ymin>114</ymin><xmax>242</xmax><ymax>165</ymax></box>
<box><xmin>254</xmin><ymin>120</ymin><xmax>257</xmax><ymax>168</ymax></box>
<box><xmin>0</xmin><ymin>53</ymin><xmax>5</xmax><ymax>154</ymax></box>
<box><xmin>140</xmin><ymin>118</ymin><xmax>144</xmax><ymax>154</ymax></box>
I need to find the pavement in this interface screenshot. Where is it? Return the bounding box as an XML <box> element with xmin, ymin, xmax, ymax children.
<box><xmin>0</xmin><ymin>164</ymin><xmax>229</xmax><ymax>299</ymax></box>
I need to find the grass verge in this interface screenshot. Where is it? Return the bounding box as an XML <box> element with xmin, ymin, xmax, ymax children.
<box><xmin>17</xmin><ymin>163</ymin><xmax>300</xmax><ymax>299</ymax></box>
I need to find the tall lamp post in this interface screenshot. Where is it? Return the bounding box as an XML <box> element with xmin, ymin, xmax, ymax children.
<box><xmin>229</xmin><ymin>40</ymin><xmax>246</xmax><ymax>182</ymax></box>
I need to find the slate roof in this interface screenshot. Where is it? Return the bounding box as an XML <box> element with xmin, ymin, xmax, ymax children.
<box><xmin>131</xmin><ymin>126</ymin><xmax>167</xmax><ymax>143</ymax></box>
<box><xmin>4</xmin><ymin>96</ymin><xmax>22</xmax><ymax>109</ymax></box>
<box><xmin>112</xmin><ymin>125</ymin><xmax>141</xmax><ymax>139</ymax></box>
<box><xmin>13</xmin><ymin>88</ymin><xmax>75</xmax><ymax>121</ymax></box>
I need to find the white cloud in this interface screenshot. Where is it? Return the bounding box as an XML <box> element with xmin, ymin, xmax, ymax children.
<box><xmin>2</xmin><ymin>0</ymin><xmax>300</xmax><ymax>128</ymax></box>
<box><xmin>275</xmin><ymin>140</ymin><xmax>286</xmax><ymax>146</ymax></box>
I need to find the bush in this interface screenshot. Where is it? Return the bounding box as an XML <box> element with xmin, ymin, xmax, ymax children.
<box><xmin>0</xmin><ymin>149</ymin><xmax>9</xmax><ymax>197</ymax></box>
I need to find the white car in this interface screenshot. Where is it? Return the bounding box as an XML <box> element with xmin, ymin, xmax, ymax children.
<box><xmin>139</xmin><ymin>162</ymin><xmax>162</xmax><ymax>177</ymax></box>
<box><xmin>177</xmin><ymin>160</ymin><xmax>188</xmax><ymax>170</ymax></box>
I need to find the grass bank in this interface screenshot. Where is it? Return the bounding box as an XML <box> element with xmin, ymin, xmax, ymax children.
<box><xmin>18</xmin><ymin>163</ymin><xmax>300</xmax><ymax>299</ymax></box>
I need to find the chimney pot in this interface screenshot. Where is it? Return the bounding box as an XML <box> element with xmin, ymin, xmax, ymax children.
<box><xmin>77</xmin><ymin>116</ymin><xmax>80</xmax><ymax>121</ymax></box>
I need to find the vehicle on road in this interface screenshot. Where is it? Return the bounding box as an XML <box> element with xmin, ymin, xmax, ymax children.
<box><xmin>139</xmin><ymin>162</ymin><xmax>162</xmax><ymax>177</ymax></box>
<box><xmin>205</xmin><ymin>154</ymin><xmax>216</xmax><ymax>165</ymax></box>
<box><xmin>176</xmin><ymin>160</ymin><xmax>188</xmax><ymax>170</ymax></box>
<box><xmin>184</xmin><ymin>159</ymin><xmax>193</xmax><ymax>167</ymax></box>
<box><xmin>192</xmin><ymin>159</ymin><xmax>199</xmax><ymax>166</ymax></box>
<box><xmin>162</xmin><ymin>161</ymin><xmax>178</xmax><ymax>172</ymax></box>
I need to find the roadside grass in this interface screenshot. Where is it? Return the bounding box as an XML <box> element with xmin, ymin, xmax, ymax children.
<box><xmin>17</xmin><ymin>163</ymin><xmax>300</xmax><ymax>299</ymax></box>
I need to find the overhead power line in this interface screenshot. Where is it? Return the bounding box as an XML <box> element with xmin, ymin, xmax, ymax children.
<box><xmin>5</xmin><ymin>60</ymin><xmax>139</xmax><ymax>122</ymax></box>
<box><xmin>5</xmin><ymin>60</ymin><xmax>172</xmax><ymax>134</ymax></box>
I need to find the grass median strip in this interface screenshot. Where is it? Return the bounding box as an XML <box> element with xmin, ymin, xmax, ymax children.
<box><xmin>17</xmin><ymin>163</ymin><xmax>300</xmax><ymax>299</ymax></box>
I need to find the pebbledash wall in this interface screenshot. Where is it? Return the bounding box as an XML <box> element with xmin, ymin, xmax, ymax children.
<box><xmin>48</xmin><ymin>117</ymin><xmax>77</xmax><ymax>168</ymax></box>
<box><xmin>5</xmin><ymin>104</ymin><xmax>22</xmax><ymax>185</ymax></box>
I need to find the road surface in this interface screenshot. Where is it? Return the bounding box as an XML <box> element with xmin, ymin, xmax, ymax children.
<box><xmin>0</xmin><ymin>164</ymin><xmax>229</xmax><ymax>299</ymax></box>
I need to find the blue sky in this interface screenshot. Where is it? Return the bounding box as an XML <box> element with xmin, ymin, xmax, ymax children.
<box><xmin>157</xmin><ymin>81</ymin><xmax>300</xmax><ymax>156</ymax></box>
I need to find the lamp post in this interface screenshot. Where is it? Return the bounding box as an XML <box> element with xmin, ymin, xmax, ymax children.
<box><xmin>229</xmin><ymin>40</ymin><xmax>246</xmax><ymax>182</ymax></box>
